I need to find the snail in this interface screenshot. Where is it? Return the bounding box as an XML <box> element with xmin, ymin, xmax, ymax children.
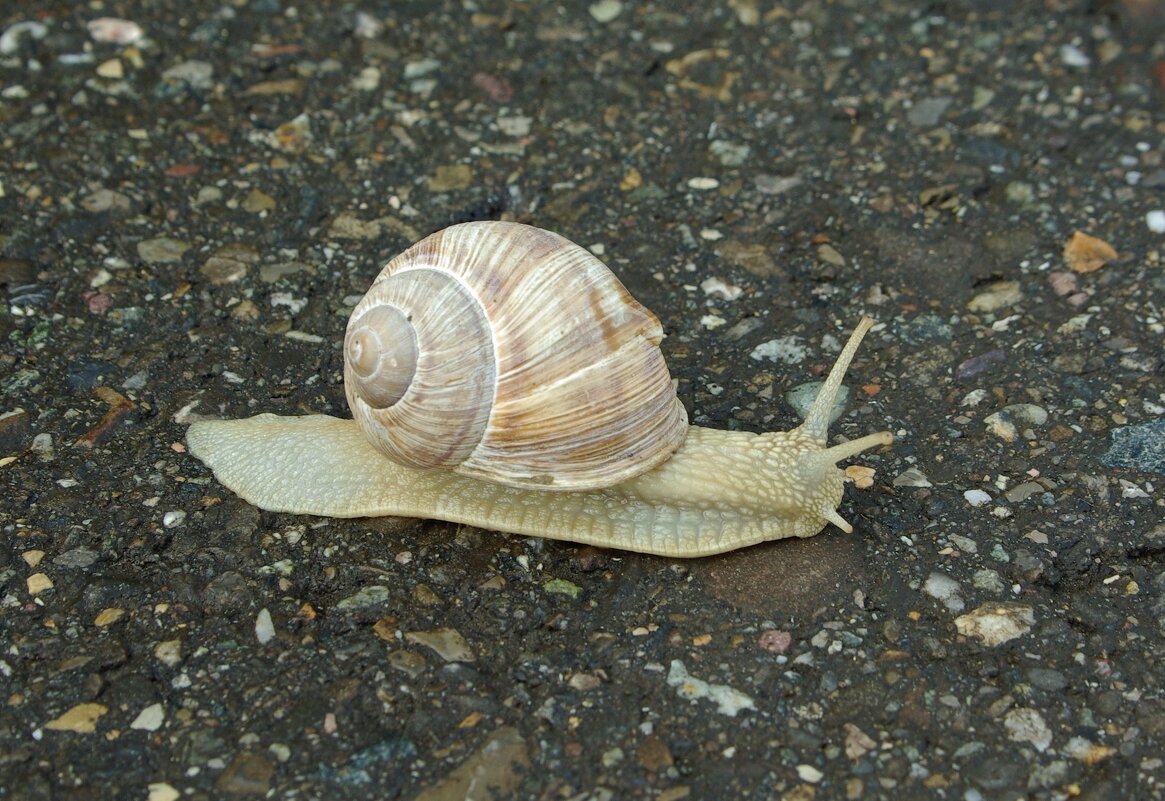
<box><xmin>186</xmin><ymin>221</ymin><xmax>893</xmax><ymax>557</ymax></box>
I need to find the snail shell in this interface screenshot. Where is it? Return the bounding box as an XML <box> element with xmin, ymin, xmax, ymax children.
<box><xmin>343</xmin><ymin>221</ymin><xmax>689</xmax><ymax>490</ymax></box>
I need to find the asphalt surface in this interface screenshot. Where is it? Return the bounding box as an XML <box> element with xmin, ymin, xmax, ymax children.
<box><xmin>2</xmin><ymin>1</ymin><xmax>1164</xmax><ymax>799</ymax></box>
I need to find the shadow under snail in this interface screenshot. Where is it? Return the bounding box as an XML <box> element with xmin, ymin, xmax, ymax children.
<box><xmin>186</xmin><ymin>221</ymin><xmax>893</xmax><ymax>557</ymax></box>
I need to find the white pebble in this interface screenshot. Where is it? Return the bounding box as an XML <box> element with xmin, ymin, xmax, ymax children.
<box><xmin>1060</xmin><ymin>43</ymin><xmax>1090</xmax><ymax>68</ymax></box>
<box><xmin>687</xmin><ymin>177</ymin><xmax>720</xmax><ymax>191</ymax></box>
<box><xmin>964</xmin><ymin>489</ymin><xmax>992</xmax><ymax>507</ymax></box>
<box><xmin>1146</xmin><ymin>210</ymin><xmax>1165</xmax><ymax>233</ymax></box>
<box><xmin>162</xmin><ymin>511</ymin><xmax>186</xmax><ymax>528</ymax></box>
<box><xmin>796</xmin><ymin>764</ymin><xmax>824</xmax><ymax>783</ymax></box>
<box><xmin>255</xmin><ymin>608</ymin><xmax>276</xmax><ymax>644</ymax></box>
<box><xmin>130</xmin><ymin>703</ymin><xmax>165</xmax><ymax>731</ymax></box>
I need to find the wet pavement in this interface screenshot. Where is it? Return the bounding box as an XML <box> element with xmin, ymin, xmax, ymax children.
<box><xmin>2</xmin><ymin>1</ymin><xmax>1165</xmax><ymax>799</ymax></box>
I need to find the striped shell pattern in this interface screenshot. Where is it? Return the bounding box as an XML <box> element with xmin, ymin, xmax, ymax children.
<box><xmin>343</xmin><ymin>221</ymin><xmax>689</xmax><ymax>490</ymax></box>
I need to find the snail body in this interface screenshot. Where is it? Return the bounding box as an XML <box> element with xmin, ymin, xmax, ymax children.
<box><xmin>186</xmin><ymin>222</ymin><xmax>893</xmax><ymax>557</ymax></box>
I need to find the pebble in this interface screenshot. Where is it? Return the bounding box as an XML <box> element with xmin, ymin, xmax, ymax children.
<box><xmin>405</xmin><ymin>628</ymin><xmax>475</xmax><ymax>662</ymax></box>
<box><xmin>588</xmin><ymin>0</ymin><xmax>623</xmax><ymax>23</ymax></box>
<box><xmin>0</xmin><ymin>20</ymin><xmax>47</xmax><ymax>55</ymax></box>
<box><xmin>954</xmin><ymin>604</ymin><xmax>1034</xmax><ymax>645</ymax></box>
<box><xmin>923</xmin><ymin>572</ymin><xmax>964</xmax><ymax>612</ymax></box>
<box><xmin>215</xmin><ymin>752</ymin><xmax>274</xmax><ymax>795</ymax></box>
<box><xmin>413</xmin><ymin>727</ymin><xmax>528</xmax><ymax>801</ymax></box>
<box><xmin>1060</xmin><ymin>43</ymin><xmax>1091</xmax><ymax>67</ymax></box>
<box><xmin>687</xmin><ymin>177</ymin><xmax>719</xmax><ymax>191</ymax></box>
<box><xmin>160</xmin><ymin>60</ymin><xmax>214</xmax><ymax>92</ymax></box>
<box><xmin>388</xmin><ymin>649</ymin><xmax>427</xmax><ymax>679</ymax></box>
<box><xmin>544</xmin><ymin>578</ymin><xmax>582</xmax><ymax>598</ymax></box>
<box><xmin>45</xmin><ymin>703</ymin><xmax>107</xmax><ymax>733</ymax></box>
<box><xmin>1147</xmin><ymin>210</ymin><xmax>1165</xmax><ymax>233</ymax></box>
<box><xmin>1004</xmin><ymin>707</ymin><xmax>1052</xmax><ymax>751</ymax></box>
<box><xmin>666</xmin><ymin>659</ymin><xmax>756</xmax><ymax>717</ymax></box>
<box><xmin>427</xmin><ymin>164</ymin><xmax>473</xmax><ymax>192</ymax></box>
<box><xmin>130</xmin><ymin>703</ymin><xmax>165</xmax><ymax>731</ymax></box>
<box><xmin>1027</xmin><ymin>668</ymin><xmax>1068</xmax><ymax>691</ymax></box>
<box><xmin>1101</xmin><ymin>420</ymin><xmax>1165</xmax><ymax>474</ymax></box>
<box><xmin>907</xmin><ymin>96</ymin><xmax>952</xmax><ymax>127</ymax></box>
<box><xmin>757</xmin><ymin>629</ymin><xmax>792</xmax><ymax>654</ymax></box>
<box><xmin>155</xmin><ymin>640</ymin><xmax>182</xmax><ymax>667</ymax></box>
<box><xmin>87</xmin><ymin>17</ymin><xmax>143</xmax><ymax>45</ymax></box>
<box><xmin>956</xmin><ymin>349</ymin><xmax>1005</xmax><ymax>380</ymax></box>
<box><xmin>27</xmin><ymin>573</ymin><xmax>53</xmax><ymax>595</ymax></box>
<box><xmin>335</xmin><ymin>585</ymin><xmax>391</xmax><ymax>610</ymax></box>
<box><xmin>754</xmin><ymin>174</ymin><xmax>803</xmax><ymax>195</ymax></box>
<box><xmin>750</xmin><ymin>336</ymin><xmax>808</xmax><ymax>364</ymax></box>
<box><xmin>964</xmin><ymin>489</ymin><xmax>992</xmax><ymax>507</ymax></box>
<box><xmin>972</xmin><ymin>569</ymin><xmax>1005</xmax><ymax>594</ymax></box>
<box><xmin>1063</xmin><ymin>230</ymin><xmax>1116</xmax><ymax>273</ymax></box>
<box><xmin>709</xmin><ymin>140</ymin><xmax>750</xmax><ymax>166</ymax></box>
<box><xmin>796</xmin><ymin>764</ymin><xmax>824</xmax><ymax>783</ymax></box>
<box><xmin>137</xmin><ymin>237</ymin><xmax>190</xmax><ymax>264</ymax></box>
<box><xmin>967</xmin><ymin>280</ymin><xmax>1022</xmax><ymax>312</ymax></box>
<box><xmin>893</xmin><ymin>467</ymin><xmax>933</xmax><ymax>488</ymax></box>
<box><xmin>254</xmin><ymin>608</ymin><xmax>275</xmax><ymax>644</ymax></box>
<box><xmin>147</xmin><ymin>784</ymin><xmax>180</xmax><ymax>801</ymax></box>
<box><xmin>700</xmin><ymin>276</ymin><xmax>743</xmax><ymax>300</ymax></box>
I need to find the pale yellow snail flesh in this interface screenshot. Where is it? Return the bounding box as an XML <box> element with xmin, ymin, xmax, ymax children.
<box><xmin>186</xmin><ymin>222</ymin><xmax>893</xmax><ymax>558</ymax></box>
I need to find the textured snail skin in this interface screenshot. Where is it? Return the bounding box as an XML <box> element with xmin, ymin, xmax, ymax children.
<box><xmin>186</xmin><ymin>318</ymin><xmax>892</xmax><ymax>558</ymax></box>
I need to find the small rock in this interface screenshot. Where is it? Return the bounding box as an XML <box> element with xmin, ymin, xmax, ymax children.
<box><xmin>45</xmin><ymin>703</ymin><xmax>108</xmax><ymax>733</ymax></box>
<box><xmin>1063</xmin><ymin>736</ymin><xmax>1116</xmax><ymax>765</ymax></box>
<box><xmin>588</xmin><ymin>0</ymin><xmax>623</xmax><ymax>23</ymax></box>
<box><xmin>241</xmin><ymin>188</ymin><xmax>276</xmax><ymax>213</ymax></box>
<box><xmin>751</xmin><ymin>336</ymin><xmax>808</xmax><ymax>364</ymax></box>
<box><xmin>907</xmin><ymin>96</ymin><xmax>952</xmax><ymax>127</ymax></box>
<box><xmin>215</xmin><ymin>752</ymin><xmax>274</xmax><ymax>795</ymax></box>
<box><xmin>1004</xmin><ymin>707</ymin><xmax>1052</xmax><ymax>751</ymax></box>
<box><xmin>27</xmin><ymin>572</ymin><xmax>53</xmax><ymax>595</ymax></box>
<box><xmin>388</xmin><ymin>649</ymin><xmax>427</xmax><ymax>679</ymax></box>
<box><xmin>967</xmin><ymin>280</ymin><xmax>1023</xmax><ymax>312</ymax></box>
<box><xmin>893</xmin><ymin>467</ymin><xmax>932</xmax><ymax>488</ymax></box>
<box><xmin>1028</xmin><ymin>668</ymin><xmax>1068</xmax><ymax>691</ymax></box>
<box><xmin>427</xmin><ymin>164</ymin><xmax>473</xmax><ymax>192</ymax></box>
<box><xmin>709</xmin><ymin>140</ymin><xmax>750</xmax><ymax>166</ymax></box>
<box><xmin>1063</xmin><ymin>230</ymin><xmax>1116</xmax><ymax>273</ymax></box>
<box><xmin>405</xmin><ymin>628</ymin><xmax>475</xmax><ymax>662</ymax></box>
<box><xmin>87</xmin><ymin>17</ymin><xmax>143</xmax><ymax>45</ymax></box>
<box><xmin>1101</xmin><ymin>420</ymin><xmax>1165</xmax><ymax>475</ymax></box>
<box><xmin>964</xmin><ymin>489</ymin><xmax>992</xmax><ymax>507</ymax></box>
<box><xmin>544</xmin><ymin>578</ymin><xmax>582</xmax><ymax>598</ymax></box>
<box><xmin>155</xmin><ymin>639</ymin><xmax>182</xmax><ymax>667</ymax></box>
<box><xmin>754</xmin><ymin>174</ymin><xmax>802</xmax><ymax>195</ymax></box>
<box><xmin>255</xmin><ymin>608</ymin><xmax>275</xmax><ymax>644</ymax></box>
<box><xmin>147</xmin><ymin>783</ymin><xmax>181</xmax><ymax>801</ymax></box>
<box><xmin>137</xmin><ymin>237</ymin><xmax>190</xmax><ymax>264</ymax></box>
<box><xmin>666</xmin><ymin>659</ymin><xmax>755</xmax><ymax>717</ymax></box>
<box><xmin>757</xmin><ymin>629</ymin><xmax>792</xmax><ymax>654</ymax></box>
<box><xmin>700</xmin><ymin>276</ymin><xmax>743</xmax><ymax>300</ymax></box>
<box><xmin>796</xmin><ymin>764</ymin><xmax>824</xmax><ymax>783</ymax></box>
<box><xmin>955</xmin><ymin>604</ymin><xmax>1034</xmax><ymax>646</ymax></box>
<box><xmin>335</xmin><ymin>585</ymin><xmax>391</xmax><ymax>611</ymax></box>
<box><xmin>413</xmin><ymin>727</ymin><xmax>529</xmax><ymax>801</ymax></box>
<box><xmin>1147</xmin><ymin>210</ymin><xmax>1165</xmax><ymax>234</ymax></box>
<box><xmin>923</xmin><ymin>572</ymin><xmax>964</xmax><ymax>612</ymax></box>
<box><xmin>0</xmin><ymin>407</ymin><xmax>30</xmax><ymax>454</ymax></box>
<box><xmin>130</xmin><ymin>703</ymin><xmax>165</xmax><ymax>731</ymax></box>
<box><xmin>1060</xmin><ymin>43</ymin><xmax>1090</xmax><ymax>68</ymax></box>
<box><xmin>957</xmin><ymin>349</ymin><xmax>1006</xmax><ymax>380</ymax></box>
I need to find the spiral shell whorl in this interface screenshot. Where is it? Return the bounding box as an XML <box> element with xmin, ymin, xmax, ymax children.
<box><xmin>344</xmin><ymin>221</ymin><xmax>689</xmax><ymax>489</ymax></box>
